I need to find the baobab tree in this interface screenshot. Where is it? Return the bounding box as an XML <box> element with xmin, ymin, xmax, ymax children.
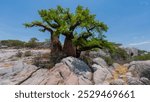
<box><xmin>24</xmin><ymin>5</ymin><xmax>111</xmax><ymax>64</ymax></box>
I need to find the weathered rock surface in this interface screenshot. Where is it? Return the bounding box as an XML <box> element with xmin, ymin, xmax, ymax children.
<box><xmin>1</xmin><ymin>49</ymin><xmax>150</xmax><ymax>85</ymax></box>
<box><xmin>128</xmin><ymin>60</ymin><xmax>150</xmax><ymax>80</ymax></box>
<box><xmin>88</xmin><ymin>49</ymin><xmax>110</xmax><ymax>58</ymax></box>
<box><xmin>0</xmin><ymin>63</ymin><xmax>39</xmax><ymax>85</ymax></box>
<box><xmin>140</xmin><ymin>77</ymin><xmax>150</xmax><ymax>85</ymax></box>
<box><xmin>126</xmin><ymin>76</ymin><xmax>144</xmax><ymax>85</ymax></box>
<box><xmin>92</xmin><ymin>57</ymin><xmax>108</xmax><ymax>68</ymax></box>
<box><xmin>0</xmin><ymin>57</ymin><xmax>93</xmax><ymax>85</ymax></box>
<box><xmin>110</xmin><ymin>79</ymin><xmax>125</xmax><ymax>85</ymax></box>
<box><xmin>92</xmin><ymin>64</ymin><xmax>112</xmax><ymax>84</ymax></box>
<box><xmin>124</xmin><ymin>47</ymin><xmax>139</xmax><ymax>57</ymax></box>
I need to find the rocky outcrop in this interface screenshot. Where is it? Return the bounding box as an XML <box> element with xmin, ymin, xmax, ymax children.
<box><xmin>80</xmin><ymin>49</ymin><xmax>110</xmax><ymax>58</ymax></box>
<box><xmin>128</xmin><ymin>60</ymin><xmax>150</xmax><ymax>79</ymax></box>
<box><xmin>124</xmin><ymin>47</ymin><xmax>138</xmax><ymax>57</ymax></box>
<box><xmin>124</xmin><ymin>60</ymin><xmax>150</xmax><ymax>85</ymax></box>
<box><xmin>0</xmin><ymin>63</ymin><xmax>39</xmax><ymax>85</ymax></box>
<box><xmin>92</xmin><ymin>57</ymin><xmax>108</xmax><ymax>68</ymax></box>
<box><xmin>1</xmin><ymin>49</ymin><xmax>150</xmax><ymax>85</ymax></box>
<box><xmin>0</xmin><ymin>57</ymin><xmax>93</xmax><ymax>85</ymax></box>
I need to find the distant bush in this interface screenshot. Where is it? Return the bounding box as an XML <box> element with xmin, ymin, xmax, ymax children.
<box><xmin>24</xmin><ymin>51</ymin><xmax>32</xmax><ymax>57</ymax></box>
<box><xmin>133</xmin><ymin>53</ymin><xmax>150</xmax><ymax>61</ymax></box>
<box><xmin>0</xmin><ymin>40</ymin><xmax>25</xmax><ymax>48</ymax></box>
<box><xmin>25</xmin><ymin>38</ymin><xmax>39</xmax><ymax>48</ymax></box>
<box><xmin>16</xmin><ymin>50</ymin><xmax>23</xmax><ymax>57</ymax></box>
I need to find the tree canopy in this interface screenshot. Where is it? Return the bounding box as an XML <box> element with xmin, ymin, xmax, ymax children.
<box><xmin>24</xmin><ymin>5</ymin><xmax>112</xmax><ymax>60</ymax></box>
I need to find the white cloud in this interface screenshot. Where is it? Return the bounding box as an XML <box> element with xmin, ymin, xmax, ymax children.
<box><xmin>128</xmin><ymin>41</ymin><xmax>150</xmax><ymax>46</ymax></box>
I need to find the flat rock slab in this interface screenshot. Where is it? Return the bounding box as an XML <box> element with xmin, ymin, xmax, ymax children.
<box><xmin>0</xmin><ymin>57</ymin><xmax>93</xmax><ymax>85</ymax></box>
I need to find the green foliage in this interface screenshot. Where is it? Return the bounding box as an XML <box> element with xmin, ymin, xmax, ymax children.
<box><xmin>110</xmin><ymin>47</ymin><xmax>130</xmax><ymax>64</ymax></box>
<box><xmin>24</xmin><ymin>51</ymin><xmax>32</xmax><ymax>57</ymax></box>
<box><xmin>138</xmin><ymin>50</ymin><xmax>147</xmax><ymax>56</ymax></box>
<box><xmin>25</xmin><ymin>37</ymin><xmax>39</xmax><ymax>48</ymax></box>
<box><xmin>102</xmin><ymin>56</ymin><xmax>113</xmax><ymax>66</ymax></box>
<box><xmin>24</xmin><ymin>5</ymin><xmax>111</xmax><ymax>58</ymax></box>
<box><xmin>0</xmin><ymin>40</ymin><xmax>25</xmax><ymax>48</ymax></box>
<box><xmin>133</xmin><ymin>53</ymin><xmax>150</xmax><ymax>61</ymax></box>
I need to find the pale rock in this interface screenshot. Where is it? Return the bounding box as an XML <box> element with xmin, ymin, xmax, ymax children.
<box><xmin>140</xmin><ymin>77</ymin><xmax>150</xmax><ymax>85</ymax></box>
<box><xmin>110</xmin><ymin>79</ymin><xmax>125</xmax><ymax>85</ymax></box>
<box><xmin>92</xmin><ymin>57</ymin><xmax>108</xmax><ymax>68</ymax></box>
<box><xmin>129</xmin><ymin>60</ymin><xmax>150</xmax><ymax>79</ymax></box>
<box><xmin>126</xmin><ymin>76</ymin><xmax>144</xmax><ymax>85</ymax></box>
<box><xmin>92</xmin><ymin>64</ymin><xmax>112</xmax><ymax>84</ymax></box>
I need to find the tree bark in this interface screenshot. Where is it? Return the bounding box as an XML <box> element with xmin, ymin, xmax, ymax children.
<box><xmin>49</xmin><ymin>35</ymin><xmax>63</xmax><ymax>66</ymax></box>
<box><xmin>50</xmin><ymin>35</ymin><xmax>62</xmax><ymax>54</ymax></box>
<box><xmin>63</xmin><ymin>37</ymin><xmax>76</xmax><ymax>57</ymax></box>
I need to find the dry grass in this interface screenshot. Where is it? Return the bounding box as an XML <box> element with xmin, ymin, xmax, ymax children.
<box><xmin>113</xmin><ymin>65</ymin><xmax>128</xmax><ymax>83</ymax></box>
<box><xmin>107</xmin><ymin>65</ymin><xmax>128</xmax><ymax>84</ymax></box>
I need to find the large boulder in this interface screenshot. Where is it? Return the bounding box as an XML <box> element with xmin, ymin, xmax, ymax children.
<box><xmin>124</xmin><ymin>47</ymin><xmax>138</xmax><ymax>57</ymax></box>
<box><xmin>22</xmin><ymin>62</ymin><xmax>93</xmax><ymax>85</ymax></box>
<box><xmin>140</xmin><ymin>77</ymin><xmax>150</xmax><ymax>85</ymax></box>
<box><xmin>92</xmin><ymin>64</ymin><xmax>112</xmax><ymax>84</ymax></box>
<box><xmin>126</xmin><ymin>76</ymin><xmax>144</xmax><ymax>85</ymax></box>
<box><xmin>61</xmin><ymin>57</ymin><xmax>92</xmax><ymax>80</ymax></box>
<box><xmin>128</xmin><ymin>60</ymin><xmax>150</xmax><ymax>80</ymax></box>
<box><xmin>22</xmin><ymin>56</ymin><xmax>93</xmax><ymax>85</ymax></box>
<box><xmin>88</xmin><ymin>49</ymin><xmax>110</xmax><ymax>58</ymax></box>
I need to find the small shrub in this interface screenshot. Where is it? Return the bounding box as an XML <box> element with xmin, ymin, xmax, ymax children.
<box><xmin>33</xmin><ymin>52</ymin><xmax>53</xmax><ymax>69</ymax></box>
<box><xmin>24</xmin><ymin>51</ymin><xmax>32</xmax><ymax>56</ymax></box>
<box><xmin>41</xmin><ymin>53</ymin><xmax>50</xmax><ymax>59</ymax></box>
<box><xmin>24</xmin><ymin>51</ymin><xmax>32</xmax><ymax>57</ymax></box>
<box><xmin>111</xmin><ymin>48</ymin><xmax>130</xmax><ymax>64</ymax></box>
<box><xmin>103</xmin><ymin>56</ymin><xmax>113</xmax><ymax>66</ymax></box>
<box><xmin>16</xmin><ymin>50</ymin><xmax>23</xmax><ymax>57</ymax></box>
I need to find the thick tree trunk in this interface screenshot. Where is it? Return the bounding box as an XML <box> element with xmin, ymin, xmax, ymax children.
<box><xmin>49</xmin><ymin>35</ymin><xmax>63</xmax><ymax>66</ymax></box>
<box><xmin>50</xmin><ymin>35</ymin><xmax>62</xmax><ymax>54</ymax></box>
<box><xmin>63</xmin><ymin>37</ymin><xmax>76</xmax><ymax>57</ymax></box>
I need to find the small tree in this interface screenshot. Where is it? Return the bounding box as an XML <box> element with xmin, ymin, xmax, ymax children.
<box><xmin>25</xmin><ymin>37</ymin><xmax>39</xmax><ymax>48</ymax></box>
<box><xmin>24</xmin><ymin>5</ymin><xmax>111</xmax><ymax>65</ymax></box>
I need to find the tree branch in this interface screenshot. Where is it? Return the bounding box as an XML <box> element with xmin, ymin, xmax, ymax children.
<box><xmin>70</xmin><ymin>21</ymin><xmax>80</xmax><ymax>31</ymax></box>
<box><xmin>24</xmin><ymin>21</ymin><xmax>53</xmax><ymax>33</ymax></box>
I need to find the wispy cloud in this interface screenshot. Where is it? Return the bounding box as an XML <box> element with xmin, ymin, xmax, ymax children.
<box><xmin>129</xmin><ymin>41</ymin><xmax>150</xmax><ymax>46</ymax></box>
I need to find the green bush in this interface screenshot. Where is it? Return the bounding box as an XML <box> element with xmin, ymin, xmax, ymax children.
<box><xmin>103</xmin><ymin>56</ymin><xmax>113</xmax><ymax>66</ymax></box>
<box><xmin>0</xmin><ymin>40</ymin><xmax>25</xmax><ymax>48</ymax></box>
<box><xmin>133</xmin><ymin>53</ymin><xmax>150</xmax><ymax>61</ymax></box>
<box><xmin>110</xmin><ymin>47</ymin><xmax>130</xmax><ymax>64</ymax></box>
<box><xmin>24</xmin><ymin>51</ymin><xmax>32</xmax><ymax>57</ymax></box>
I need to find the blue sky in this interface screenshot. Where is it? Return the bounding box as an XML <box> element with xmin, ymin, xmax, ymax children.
<box><xmin>0</xmin><ymin>0</ymin><xmax>150</xmax><ymax>50</ymax></box>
